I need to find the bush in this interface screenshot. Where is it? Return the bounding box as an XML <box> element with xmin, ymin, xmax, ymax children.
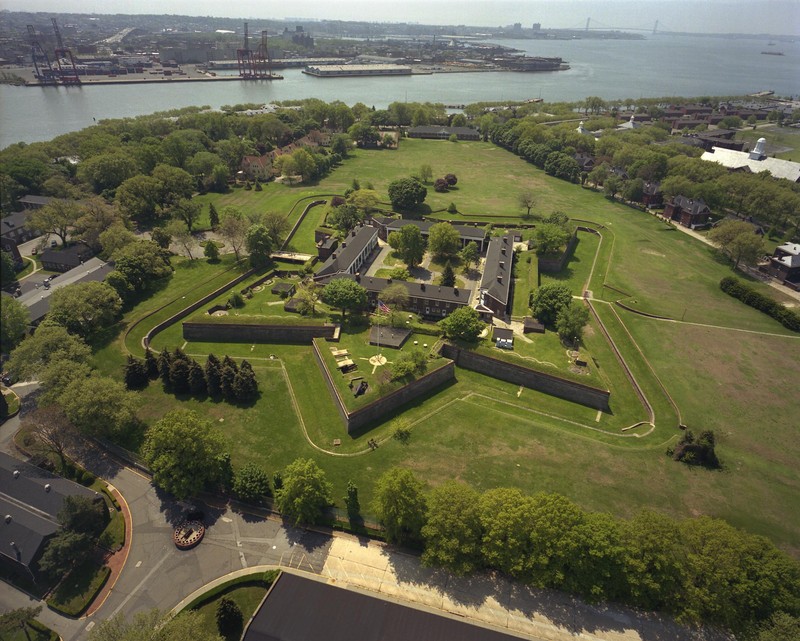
<box><xmin>720</xmin><ymin>277</ymin><xmax>800</xmax><ymax>332</ymax></box>
<box><xmin>447</xmin><ymin>202</ymin><xmax>458</xmax><ymax>214</ymax></box>
<box><xmin>229</xmin><ymin>291</ymin><xmax>245</xmax><ymax>308</ymax></box>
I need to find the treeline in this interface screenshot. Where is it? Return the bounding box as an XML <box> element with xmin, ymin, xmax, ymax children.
<box><xmin>371</xmin><ymin>470</ymin><xmax>800</xmax><ymax>635</ymax></box>
<box><xmin>720</xmin><ymin>276</ymin><xmax>800</xmax><ymax>331</ymax></box>
<box><xmin>125</xmin><ymin>348</ymin><xmax>259</xmax><ymax>402</ymax></box>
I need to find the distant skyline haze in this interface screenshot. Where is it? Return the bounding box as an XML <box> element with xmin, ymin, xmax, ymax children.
<box><xmin>3</xmin><ymin>0</ymin><xmax>800</xmax><ymax>36</ymax></box>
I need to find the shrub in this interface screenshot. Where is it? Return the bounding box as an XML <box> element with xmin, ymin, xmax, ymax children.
<box><xmin>229</xmin><ymin>291</ymin><xmax>245</xmax><ymax>308</ymax></box>
<box><xmin>447</xmin><ymin>202</ymin><xmax>458</xmax><ymax>214</ymax></box>
<box><xmin>720</xmin><ymin>277</ymin><xmax>800</xmax><ymax>332</ymax></box>
<box><xmin>671</xmin><ymin>430</ymin><xmax>720</xmax><ymax>468</ymax></box>
<box><xmin>434</xmin><ymin>178</ymin><xmax>449</xmax><ymax>192</ymax></box>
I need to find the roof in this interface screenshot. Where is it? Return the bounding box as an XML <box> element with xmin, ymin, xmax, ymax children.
<box><xmin>408</xmin><ymin>126</ymin><xmax>480</xmax><ymax>137</ymax></box>
<box><xmin>0</xmin><ymin>451</ymin><xmax>99</xmax><ymax>570</ymax></box>
<box><xmin>18</xmin><ymin>257</ymin><xmax>112</xmax><ymax>323</ymax></box>
<box><xmin>671</xmin><ymin>196</ymin><xmax>710</xmax><ymax>216</ymax></box>
<box><xmin>243</xmin><ymin>572</ymin><xmax>526</xmax><ymax>641</ymax></box>
<box><xmin>382</xmin><ymin>219</ymin><xmax>486</xmax><ymax>241</ymax></box>
<box><xmin>17</xmin><ymin>195</ymin><xmax>53</xmax><ymax>207</ymax></box>
<box><xmin>479</xmin><ymin>233</ymin><xmax>514</xmax><ymax>307</ymax></box>
<box><xmin>39</xmin><ymin>243</ymin><xmax>95</xmax><ymax>269</ymax></box>
<box><xmin>316</xmin><ymin>226</ymin><xmax>378</xmax><ymax>277</ymax></box>
<box><xmin>0</xmin><ymin>211</ymin><xmax>30</xmax><ymax>237</ymax></box>
<box><xmin>701</xmin><ymin>147</ymin><xmax>800</xmax><ymax>182</ymax></box>
<box><xmin>493</xmin><ymin>327</ymin><xmax>514</xmax><ymax>341</ymax></box>
<box><xmin>775</xmin><ymin>243</ymin><xmax>800</xmax><ymax>268</ymax></box>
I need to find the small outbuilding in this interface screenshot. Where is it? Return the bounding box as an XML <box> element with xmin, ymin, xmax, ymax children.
<box><xmin>369</xmin><ymin>325</ymin><xmax>411</xmax><ymax>349</ymax></box>
<box><xmin>271</xmin><ymin>282</ymin><xmax>296</xmax><ymax>297</ymax></box>
<box><xmin>523</xmin><ymin>317</ymin><xmax>545</xmax><ymax>334</ymax></box>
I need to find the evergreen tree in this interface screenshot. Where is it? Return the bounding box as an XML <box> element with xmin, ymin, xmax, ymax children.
<box><xmin>123</xmin><ymin>354</ymin><xmax>149</xmax><ymax>390</ymax></box>
<box><xmin>220</xmin><ymin>365</ymin><xmax>236</xmax><ymax>400</ymax></box>
<box><xmin>233</xmin><ymin>359</ymin><xmax>258</xmax><ymax>401</ymax></box>
<box><xmin>157</xmin><ymin>350</ymin><xmax>172</xmax><ymax>387</ymax></box>
<box><xmin>440</xmin><ymin>260</ymin><xmax>456</xmax><ymax>287</ymax></box>
<box><xmin>169</xmin><ymin>358</ymin><xmax>191</xmax><ymax>393</ymax></box>
<box><xmin>205</xmin><ymin>354</ymin><xmax>222</xmax><ymax>397</ymax></box>
<box><xmin>144</xmin><ymin>348</ymin><xmax>159</xmax><ymax>379</ymax></box>
<box><xmin>0</xmin><ymin>391</ymin><xmax>8</xmax><ymax>419</ymax></box>
<box><xmin>209</xmin><ymin>202</ymin><xmax>219</xmax><ymax>229</ymax></box>
<box><xmin>222</xmin><ymin>355</ymin><xmax>239</xmax><ymax>372</ymax></box>
<box><xmin>204</xmin><ymin>241</ymin><xmax>220</xmax><ymax>262</ymax></box>
<box><xmin>188</xmin><ymin>361</ymin><xmax>208</xmax><ymax>396</ymax></box>
<box><xmin>345</xmin><ymin>480</ymin><xmax>360</xmax><ymax>521</ymax></box>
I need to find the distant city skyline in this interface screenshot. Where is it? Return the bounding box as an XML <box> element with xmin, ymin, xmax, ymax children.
<box><xmin>3</xmin><ymin>0</ymin><xmax>800</xmax><ymax>36</ymax></box>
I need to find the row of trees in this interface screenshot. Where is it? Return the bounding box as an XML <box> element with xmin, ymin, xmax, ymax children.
<box><xmin>388</xmin><ymin>220</ymin><xmax>478</xmax><ymax>269</ymax></box>
<box><xmin>124</xmin><ymin>349</ymin><xmax>260</xmax><ymax>403</ymax></box>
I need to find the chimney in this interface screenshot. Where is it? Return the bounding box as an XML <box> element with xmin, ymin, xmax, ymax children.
<box><xmin>499</xmin><ymin>261</ymin><xmax>505</xmax><ymax>268</ymax></box>
<box><xmin>497</xmin><ymin>275</ymin><xmax>503</xmax><ymax>283</ymax></box>
<box><xmin>420</xmin><ymin>283</ymin><xmax>426</xmax><ymax>291</ymax></box>
<box><xmin>341</xmin><ymin>242</ymin><xmax>347</xmax><ymax>248</ymax></box>
<box><xmin>13</xmin><ymin>470</ymin><xmax>19</xmax><ymax>479</ymax></box>
<box><xmin>501</xmin><ymin>247</ymin><xmax>506</xmax><ymax>255</ymax></box>
<box><xmin>454</xmin><ymin>288</ymin><xmax>459</xmax><ymax>295</ymax></box>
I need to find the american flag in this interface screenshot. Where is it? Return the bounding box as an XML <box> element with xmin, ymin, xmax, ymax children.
<box><xmin>377</xmin><ymin>299</ymin><xmax>391</xmax><ymax>314</ymax></box>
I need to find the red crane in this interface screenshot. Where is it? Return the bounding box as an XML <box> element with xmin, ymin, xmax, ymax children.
<box><xmin>51</xmin><ymin>18</ymin><xmax>81</xmax><ymax>85</ymax></box>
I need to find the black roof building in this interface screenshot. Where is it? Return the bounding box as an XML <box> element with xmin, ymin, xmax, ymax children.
<box><xmin>1</xmin><ymin>211</ymin><xmax>36</xmax><ymax>244</ymax></box>
<box><xmin>0</xmin><ymin>451</ymin><xmax>101</xmax><ymax>577</ymax></box>
<box><xmin>39</xmin><ymin>243</ymin><xmax>95</xmax><ymax>273</ymax></box>
<box><xmin>374</xmin><ymin>217</ymin><xmax>487</xmax><ymax>251</ymax></box>
<box><xmin>243</xmin><ymin>572</ymin><xmax>526</xmax><ymax>641</ymax></box>
<box><xmin>17</xmin><ymin>195</ymin><xmax>54</xmax><ymax>209</ymax></box>
<box><xmin>477</xmin><ymin>232</ymin><xmax>514</xmax><ymax>319</ymax></box>
<box><xmin>316</xmin><ymin>226</ymin><xmax>379</xmax><ymax>277</ymax></box>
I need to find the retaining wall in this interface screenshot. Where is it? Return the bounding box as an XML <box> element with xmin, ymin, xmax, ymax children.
<box><xmin>312</xmin><ymin>339</ymin><xmax>455</xmax><ymax>433</ymax></box>
<box><xmin>440</xmin><ymin>343</ymin><xmax>610</xmax><ymax>411</ymax></box>
<box><xmin>183</xmin><ymin>322</ymin><xmax>336</xmax><ymax>343</ymax></box>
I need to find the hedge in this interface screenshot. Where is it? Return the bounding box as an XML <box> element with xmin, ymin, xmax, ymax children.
<box><xmin>720</xmin><ymin>277</ymin><xmax>800</xmax><ymax>332</ymax></box>
<box><xmin>185</xmin><ymin>571</ymin><xmax>280</xmax><ymax>611</ymax></box>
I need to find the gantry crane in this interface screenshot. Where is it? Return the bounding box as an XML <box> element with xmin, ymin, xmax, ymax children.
<box><xmin>254</xmin><ymin>30</ymin><xmax>272</xmax><ymax>79</ymax></box>
<box><xmin>236</xmin><ymin>22</ymin><xmax>256</xmax><ymax>78</ymax></box>
<box><xmin>27</xmin><ymin>25</ymin><xmax>57</xmax><ymax>85</ymax></box>
<box><xmin>51</xmin><ymin>17</ymin><xmax>81</xmax><ymax>85</ymax></box>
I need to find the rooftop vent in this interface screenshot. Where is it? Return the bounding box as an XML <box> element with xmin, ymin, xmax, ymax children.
<box><xmin>501</xmin><ymin>247</ymin><xmax>506</xmax><ymax>255</ymax></box>
<box><xmin>13</xmin><ymin>470</ymin><xmax>19</xmax><ymax>479</ymax></box>
<box><xmin>44</xmin><ymin>484</ymin><xmax>51</xmax><ymax>492</ymax></box>
<box><xmin>5</xmin><ymin>515</ymin><xmax>11</xmax><ymax>524</ymax></box>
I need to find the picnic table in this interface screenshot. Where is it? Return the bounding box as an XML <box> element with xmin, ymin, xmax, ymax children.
<box><xmin>331</xmin><ymin>349</ymin><xmax>350</xmax><ymax>358</ymax></box>
<box><xmin>336</xmin><ymin>359</ymin><xmax>355</xmax><ymax>369</ymax></box>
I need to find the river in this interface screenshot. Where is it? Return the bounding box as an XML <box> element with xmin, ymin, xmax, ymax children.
<box><xmin>1</xmin><ymin>34</ymin><xmax>797</xmax><ymax>149</ymax></box>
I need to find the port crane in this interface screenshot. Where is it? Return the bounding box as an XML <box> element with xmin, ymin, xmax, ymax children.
<box><xmin>255</xmin><ymin>30</ymin><xmax>272</xmax><ymax>78</ymax></box>
<box><xmin>51</xmin><ymin>18</ymin><xmax>81</xmax><ymax>85</ymax></box>
<box><xmin>236</xmin><ymin>22</ymin><xmax>257</xmax><ymax>78</ymax></box>
<box><xmin>27</xmin><ymin>25</ymin><xmax>57</xmax><ymax>85</ymax></box>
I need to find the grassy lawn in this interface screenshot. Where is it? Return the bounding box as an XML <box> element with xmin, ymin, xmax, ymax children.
<box><xmin>285</xmin><ymin>202</ymin><xmax>330</xmax><ymax>254</ymax></box>
<box><xmin>512</xmin><ymin>250</ymin><xmax>538</xmax><ymax>317</ymax></box>
<box><xmin>46</xmin><ymin>560</ymin><xmax>110</xmax><ymax>617</ymax></box>
<box><xmin>189</xmin><ymin>575</ymin><xmax>276</xmax><ymax>641</ymax></box>
<box><xmin>2</xmin><ymin>622</ymin><xmax>58</xmax><ymax>641</ymax></box>
<box><xmin>91</xmin><ymin>139</ymin><xmax>800</xmax><ymax>553</ymax></box>
<box><xmin>735</xmin><ymin>125</ymin><xmax>800</xmax><ymax>161</ymax></box>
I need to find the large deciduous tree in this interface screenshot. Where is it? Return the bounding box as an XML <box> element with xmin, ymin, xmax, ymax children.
<box><xmin>556</xmin><ymin>302</ymin><xmax>591</xmax><ymax>346</ymax></box>
<box><xmin>89</xmin><ymin>609</ymin><xmax>223</xmax><ymax>641</ymax></box>
<box><xmin>438</xmin><ymin>306</ymin><xmax>484</xmax><ymax>341</ymax></box>
<box><xmin>534</xmin><ymin>223</ymin><xmax>571</xmax><ymax>255</ymax></box>
<box><xmin>0</xmin><ymin>295</ymin><xmax>28</xmax><ymax>353</ymax></box>
<box><xmin>421</xmin><ymin>481</ymin><xmax>483</xmax><ymax>575</ymax></box>
<box><xmin>218</xmin><ymin>207</ymin><xmax>249</xmax><ymax>261</ymax></box>
<box><xmin>48</xmin><ymin>281</ymin><xmax>122</xmax><ymax>338</ymax></box>
<box><xmin>371</xmin><ymin>467</ymin><xmax>427</xmax><ymax>545</ymax></box>
<box><xmin>245</xmin><ymin>224</ymin><xmax>273</xmax><ymax>269</ymax></box>
<box><xmin>387</xmin><ymin>178</ymin><xmax>427</xmax><ymax>211</ymax></box>
<box><xmin>328</xmin><ymin>204</ymin><xmax>364</xmax><ymax>235</ymax></box>
<box><xmin>427</xmin><ymin>222</ymin><xmax>460</xmax><ymax>260</ymax></box>
<box><xmin>321</xmin><ymin>279</ymin><xmax>367</xmax><ymax>321</ymax></box>
<box><xmin>7</xmin><ymin>324</ymin><xmax>91</xmax><ymax>381</ymax></box>
<box><xmin>26</xmin><ymin>199</ymin><xmax>82</xmax><ymax>245</ymax></box>
<box><xmin>708</xmin><ymin>219</ymin><xmax>765</xmax><ymax>268</ymax></box>
<box><xmin>387</xmin><ymin>224</ymin><xmax>426</xmax><ymax>268</ymax></box>
<box><xmin>113</xmin><ymin>241</ymin><xmax>172</xmax><ymax>292</ymax></box>
<box><xmin>142</xmin><ymin>409</ymin><xmax>229</xmax><ymax>499</ymax></box>
<box><xmin>60</xmin><ymin>375</ymin><xmax>139</xmax><ymax>439</ymax></box>
<box><xmin>531</xmin><ymin>283</ymin><xmax>573</xmax><ymax>326</ymax></box>
<box><xmin>274</xmin><ymin>458</ymin><xmax>332</xmax><ymax>525</ymax></box>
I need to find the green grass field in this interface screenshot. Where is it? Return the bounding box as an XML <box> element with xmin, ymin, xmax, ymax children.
<box><xmin>96</xmin><ymin>139</ymin><xmax>800</xmax><ymax>553</ymax></box>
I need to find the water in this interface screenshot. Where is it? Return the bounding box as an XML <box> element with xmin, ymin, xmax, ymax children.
<box><xmin>1</xmin><ymin>34</ymin><xmax>797</xmax><ymax>149</ymax></box>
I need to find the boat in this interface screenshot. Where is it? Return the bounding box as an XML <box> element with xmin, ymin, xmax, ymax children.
<box><xmin>761</xmin><ymin>51</ymin><xmax>784</xmax><ymax>56</ymax></box>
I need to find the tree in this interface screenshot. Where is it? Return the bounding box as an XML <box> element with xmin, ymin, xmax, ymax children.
<box><xmin>479</xmin><ymin>488</ymin><xmax>535</xmax><ymax>577</ymax></box>
<box><xmin>388</xmin><ymin>224</ymin><xmax>426</xmax><ymax>268</ymax></box>
<box><xmin>371</xmin><ymin>467</ymin><xmax>427</xmax><ymax>545</ymax></box>
<box><xmin>518</xmin><ymin>189</ymin><xmax>535</xmax><ymax>218</ymax></box>
<box><xmin>459</xmin><ymin>241</ymin><xmax>479</xmax><ymax>271</ymax></box>
<box><xmin>584</xmin><ymin>96</ymin><xmax>607</xmax><ymax>115</ymax></box>
<box><xmin>531</xmin><ymin>283</ymin><xmax>573</xmax><ymax>326</ymax></box>
<box><xmin>233</xmin><ymin>463</ymin><xmax>271</xmax><ymax>503</ymax></box>
<box><xmin>321</xmin><ymin>279</ymin><xmax>367</xmax><ymax>321</ymax></box>
<box><xmin>74</xmin><ymin>198</ymin><xmax>127</xmax><ymax>253</ymax></box>
<box><xmin>113</xmin><ymin>241</ymin><xmax>172</xmax><ymax>292</ymax></box>
<box><xmin>275</xmin><ymin>458</ymin><xmax>333</xmax><ymax>525</ymax></box>
<box><xmin>205</xmin><ymin>354</ymin><xmax>222</xmax><ymax>397</ymax></box>
<box><xmin>381</xmin><ymin>283</ymin><xmax>410</xmax><ymax>320</ymax></box>
<box><xmin>708</xmin><ymin>219</ymin><xmax>765</xmax><ymax>268</ymax></box>
<box><xmin>25</xmin><ymin>405</ymin><xmax>77</xmax><ymax>471</ymax></box>
<box><xmin>419</xmin><ymin>164</ymin><xmax>433</xmax><ymax>184</ymax></box>
<box><xmin>0</xmin><ymin>392</ymin><xmax>8</xmax><ymax>420</ymax></box>
<box><xmin>216</xmin><ymin>597</ymin><xmax>243</xmax><ymax>636</ymax></box>
<box><xmin>347</xmin><ymin>122</ymin><xmax>380</xmax><ymax>148</ymax></box>
<box><xmin>391</xmin><ymin>348</ymin><xmax>427</xmax><ymax>380</ymax></box>
<box><xmin>260</xmin><ymin>211</ymin><xmax>290</xmax><ymax>248</ymax></box>
<box><xmin>294</xmin><ymin>283</ymin><xmax>320</xmax><ymax>316</ymax></box>
<box><xmin>444</xmin><ymin>173</ymin><xmax>458</xmax><ymax>187</ymax></box>
<box><xmin>556</xmin><ymin>302</ymin><xmax>591</xmax><ymax>345</ymax></box>
<box><xmin>89</xmin><ymin>609</ymin><xmax>223</xmax><ymax>641</ymax></box>
<box><xmin>344</xmin><ymin>480</ymin><xmax>361</xmax><ymax>521</ymax></box>
<box><xmin>208</xmin><ymin>202</ymin><xmax>220</xmax><ymax>229</ymax></box>
<box><xmin>434</xmin><ymin>177</ymin><xmax>449</xmax><ymax>192</ymax></box>
<box><xmin>26</xmin><ymin>198</ymin><xmax>81</xmax><ymax>245</ymax></box>
<box><xmin>152</xmin><ymin>164</ymin><xmax>194</xmax><ymax>210</ymax></box>
<box><xmin>1</xmin><ymin>294</ymin><xmax>28</xmax><ymax>353</ymax></box>
<box><xmin>427</xmin><ymin>222</ymin><xmax>460</xmax><ymax>260</ymax></box>
<box><xmin>0</xmin><ymin>606</ymin><xmax>43</xmax><ymax>641</ymax></box>
<box><xmin>170</xmin><ymin>198</ymin><xmax>202</xmax><ymax>232</ymax></box>
<box><xmin>99</xmin><ymin>223</ymin><xmax>137</xmax><ymax>259</ymax></box>
<box><xmin>124</xmin><ymin>354</ymin><xmax>149</xmax><ymax>390</ymax></box>
<box><xmin>48</xmin><ymin>281</ymin><xmax>122</xmax><ymax>338</ymax></box>
<box><xmin>187</xmin><ymin>361</ymin><xmax>207</xmax><ymax>396</ymax></box>
<box><xmin>60</xmin><ymin>375</ymin><xmax>139</xmax><ymax>438</ymax></box>
<box><xmin>327</xmin><ymin>203</ymin><xmax>364</xmax><ymax>235</ymax></box>
<box><xmin>387</xmin><ymin>178</ymin><xmax>427</xmax><ymax>211</ymax></box>
<box><xmin>77</xmin><ymin>151</ymin><xmax>138</xmax><ymax>194</ymax></box>
<box><xmin>59</xmin><ymin>495</ymin><xmax>107</xmax><ymax>537</ymax></box>
<box><xmin>604</xmin><ymin>176</ymin><xmax>622</xmax><ymax>200</ymax></box>
<box><xmin>754</xmin><ymin>613</ymin><xmax>800</xmax><ymax>641</ymax></box>
<box><xmin>421</xmin><ymin>481</ymin><xmax>483</xmax><ymax>575</ymax></box>
<box><xmin>7</xmin><ymin>324</ymin><xmax>91</xmax><ymax>381</ymax></box>
<box><xmin>439</xmin><ymin>306</ymin><xmax>484</xmax><ymax>341</ymax></box>
<box><xmin>534</xmin><ymin>223</ymin><xmax>571</xmax><ymax>255</ymax></box>
<box><xmin>204</xmin><ymin>241</ymin><xmax>220</xmax><ymax>262</ymax></box>
<box><xmin>142</xmin><ymin>409</ymin><xmax>229</xmax><ymax>499</ymax></box>
<box><xmin>440</xmin><ymin>260</ymin><xmax>456</xmax><ymax>287</ymax></box>
<box><xmin>1</xmin><ymin>250</ymin><xmax>17</xmax><ymax>287</ymax></box>
<box><xmin>116</xmin><ymin>175</ymin><xmax>161</xmax><ymax>223</ymax></box>
<box><xmin>233</xmin><ymin>359</ymin><xmax>259</xmax><ymax>401</ymax></box>
<box><xmin>219</xmin><ymin>207</ymin><xmax>249</xmax><ymax>261</ymax></box>
<box><xmin>169</xmin><ymin>357</ymin><xmax>191</xmax><ymax>393</ymax></box>
<box><xmin>245</xmin><ymin>224</ymin><xmax>273</xmax><ymax>269</ymax></box>
<box><xmin>38</xmin><ymin>530</ymin><xmax>93</xmax><ymax>579</ymax></box>
<box><xmin>165</xmin><ymin>219</ymin><xmax>198</xmax><ymax>260</ymax></box>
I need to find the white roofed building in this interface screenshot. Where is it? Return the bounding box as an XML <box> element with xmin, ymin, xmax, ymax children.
<box><xmin>701</xmin><ymin>138</ymin><xmax>800</xmax><ymax>183</ymax></box>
